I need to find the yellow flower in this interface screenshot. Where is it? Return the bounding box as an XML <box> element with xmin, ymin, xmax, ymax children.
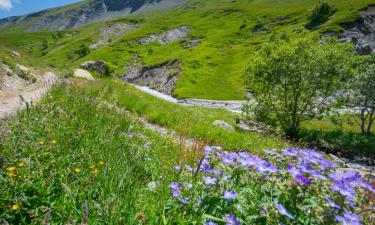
<box><xmin>18</xmin><ymin>162</ymin><xmax>25</xmax><ymax>167</ymax></box>
<box><xmin>11</xmin><ymin>204</ymin><xmax>20</xmax><ymax>210</ymax></box>
<box><xmin>91</xmin><ymin>168</ymin><xmax>98</xmax><ymax>175</ymax></box>
<box><xmin>51</xmin><ymin>140</ymin><xmax>57</xmax><ymax>145</ymax></box>
<box><xmin>7</xmin><ymin>166</ymin><xmax>16</xmax><ymax>172</ymax></box>
<box><xmin>74</xmin><ymin>168</ymin><xmax>81</xmax><ymax>173</ymax></box>
<box><xmin>99</xmin><ymin>160</ymin><xmax>105</xmax><ymax>166</ymax></box>
<box><xmin>39</xmin><ymin>140</ymin><xmax>45</xmax><ymax>145</ymax></box>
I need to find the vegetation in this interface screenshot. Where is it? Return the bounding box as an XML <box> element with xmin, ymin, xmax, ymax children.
<box><xmin>0</xmin><ymin>0</ymin><xmax>375</xmax><ymax>224</ymax></box>
<box><xmin>348</xmin><ymin>64</ymin><xmax>375</xmax><ymax>135</ymax></box>
<box><xmin>79</xmin><ymin>79</ymin><xmax>287</xmax><ymax>151</ymax></box>
<box><xmin>0</xmin><ymin>0</ymin><xmax>373</xmax><ymax>100</ymax></box>
<box><xmin>169</xmin><ymin>146</ymin><xmax>375</xmax><ymax>224</ymax></box>
<box><xmin>0</xmin><ymin>85</ymin><xmax>181</xmax><ymax>224</ymax></box>
<box><xmin>247</xmin><ymin>35</ymin><xmax>357</xmax><ymax>138</ymax></box>
<box><xmin>307</xmin><ymin>2</ymin><xmax>337</xmax><ymax>28</ymax></box>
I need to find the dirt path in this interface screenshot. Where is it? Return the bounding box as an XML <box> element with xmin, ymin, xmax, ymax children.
<box><xmin>0</xmin><ymin>71</ymin><xmax>57</xmax><ymax>119</ymax></box>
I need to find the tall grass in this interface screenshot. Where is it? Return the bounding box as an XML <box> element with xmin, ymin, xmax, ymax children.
<box><xmin>0</xmin><ymin>84</ymin><xmax>180</xmax><ymax>224</ymax></box>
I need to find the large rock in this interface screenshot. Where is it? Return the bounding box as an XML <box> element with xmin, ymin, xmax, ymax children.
<box><xmin>74</xmin><ymin>69</ymin><xmax>95</xmax><ymax>81</ymax></box>
<box><xmin>212</xmin><ymin>120</ymin><xmax>235</xmax><ymax>132</ymax></box>
<box><xmin>356</xmin><ymin>40</ymin><xmax>372</xmax><ymax>55</ymax></box>
<box><xmin>80</xmin><ymin>60</ymin><xmax>109</xmax><ymax>75</ymax></box>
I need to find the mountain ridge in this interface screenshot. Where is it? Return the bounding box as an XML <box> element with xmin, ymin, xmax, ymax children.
<box><xmin>0</xmin><ymin>0</ymin><xmax>187</xmax><ymax>31</ymax></box>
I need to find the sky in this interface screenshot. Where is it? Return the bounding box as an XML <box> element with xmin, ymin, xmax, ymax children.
<box><xmin>0</xmin><ymin>0</ymin><xmax>82</xmax><ymax>18</ymax></box>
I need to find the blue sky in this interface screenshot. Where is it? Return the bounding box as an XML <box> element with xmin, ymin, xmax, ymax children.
<box><xmin>0</xmin><ymin>0</ymin><xmax>82</xmax><ymax>18</ymax></box>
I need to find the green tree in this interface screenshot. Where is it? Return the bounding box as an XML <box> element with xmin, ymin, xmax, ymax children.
<box><xmin>247</xmin><ymin>35</ymin><xmax>356</xmax><ymax>138</ymax></box>
<box><xmin>349</xmin><ymin>63</ymin><xmax>375</xmax><ymax>135</ymax></box>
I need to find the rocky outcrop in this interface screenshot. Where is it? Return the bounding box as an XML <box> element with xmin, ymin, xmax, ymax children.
<box><xmin>90</xmin><ymin>22</ymin><xmax>138</xmax><ymax>49</ymax></box>
<box><xmin>212</xmin><ymin>120</ymin><xmax>235</xmax><ymax>132</ymax></box>
<box><xmin>139</xmin><ymin>26</ymin><xmax>190</xmax><ymax>45</ymax></box>
<box><xmin>122</xmin><ymin>61</ymin><xmax>180</xmax><ymax>95</ymax></box>
<box><xmin>0</xmin><ymin>0</ymin><xmax>187</xmax><ymax>31</ymax></box>
<box><xmin>337</xmin><ymin>5</ymin><xmax>375</xmax><ymax>55</ymax></box>
<box><xmin>80</xmin><ymin>60</ymin><xmax>109</xmax><ymax>75</ymax></box>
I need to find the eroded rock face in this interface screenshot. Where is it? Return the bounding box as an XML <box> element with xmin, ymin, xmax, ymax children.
<box><xmin>139</xmin><ymin>26</ymin><xmax>191</xmax><ymax>45</ymax></box>
<box><xmin>90</xmin><ymin>22</ymin><xmax>138</xmax><ymax>49</ymax></box>
<box><xmin>338</xmin><ymin>5</ymin><xmax>375</xmax><ymax>54</ymax></box>
<box><xmin>122</xmin><ymin>61</ymin><xmax>180</xmax><ymax>95</ymax></box>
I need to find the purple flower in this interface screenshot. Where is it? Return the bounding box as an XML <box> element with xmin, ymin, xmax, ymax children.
<box><xmin>274</xmin><ymin>201</ymin><xmax>294</xmax><ymax>220</ymax></box>
<box><xmin>174</xmin><ymin>165</ymin><xmax>181</xmax><ymax>170</ymax></box>
<box><xmin>329</xmin><ymin>171</ymin><xmax>362</xmax><ymax>187</ymax></box>
<box><xmin>255</xmin><ymin>161</ymin><xmax>278</xmax><ymax>174</ymax></box>
<box><xmin>263</xmin><ymin>149</ymin><xmax>278</xmax><ymax>155</ymax></box>
<box><xmin>186</xmin><ymin>183</ymin><xmax>192</xmax><ymax>189</ymax></box>
<box><xmin>204</xmin><ymin>221</ymin><xmax>218</xmax><ymax>225</ymax></box>
<box><xmin>172</xmin><ymin>189</ymin><xmax>182</xmax><ymax>199</ymax></box>
<box><xmin>330</xmin><ymin>182</ymin><xmax>356</xmax><ymax>201</ymax></box>
<box><xmin>361</xmin><ymin>182</ymin><xmax>375</xmax><ymax>194</ymax></box>
<box><xmin>287</xmin><ymin>164</ymin><xmax>300</xmax><ymax>176</ymax></box>
<box><xmin>282</xmin><ymin>148</ymin><xmax>299</xmax><ymax>157</ymax></box>
<box><xmin>335</xmin><ymin>211</ymin><xmax>362</xmax><ymax>225</ymax></box>
<box><xmin>223</xmin><ymin>190</ymin><xmax>238</xmax><ymax>200</ymax></box>
<box><xmin>219</xmin><ymin>152</ymin><xmax>237</xmax><ymax>165</ymax></box>
<box><xmin>225</xmin><ymin>214</ymin><xmax>240</xmax><ymax>225</ymax></box>
<box><xmin>203</xmin><ymin>176</ymin><xmax>217</xmax><ymax>185</ymax></box>
<box><xmin>180</xmin><ymin>198</ymin><xmax>190</xmax><ymax>204</ymax></box>
<box><xmin>169</xmin><ymin>182</ymin><xmax>182</xmax><ymax>190</ymax></box>
<box><xmin>295</xmin><ymin>174</ymin><xmax>312</xmax><ymax>185</ymax></box>
<box><xmin>185</xmin><ymin>165</ymin><xmax>193</xmax><ymax>171</ymax></box>
<box><xmin>324</xmin><ymin>196</ymin><xmax>341</xmax><ymax>209</ymax></box>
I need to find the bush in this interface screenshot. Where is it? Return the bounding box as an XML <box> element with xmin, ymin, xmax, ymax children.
<box><xmin>247</xmin><ymin>35</ymin><xmax>356</xmax><ymax>138</ymax></box>
<box><xmin>74</xmin><ymin>43</ymin><xmax>90</xmax><ymax>58</ymax></box>
<box><xmin>308</xmin><ymin>2</ymin><xmax>337</xmax><ymax>27</ymax></box>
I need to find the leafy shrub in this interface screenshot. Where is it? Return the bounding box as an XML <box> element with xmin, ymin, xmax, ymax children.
<box><xmin>247</xmin><ymin>35</ymin><xmax>356</xmax><ymax>138</ymax></box>
<box><xmin>74</xmin><ymin>43</ymin><xmax>90</xmax><ymax>58</ymax></box>
<box><xmin>168</xmin><ymin>146</ymin><xmax>375</xmax><ymax>224</ymax></box>
<box><xmin>308</xmin><ymin>2</ymin><xmax>337</xmax><ymax>27</ymax></box>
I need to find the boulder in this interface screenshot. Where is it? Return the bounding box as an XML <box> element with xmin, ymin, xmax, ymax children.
<box><xmin>80</xmin><ymin>60</ymin><xmax>109</xmax><ymax>75</ymax></box>
<box><xmin>356</xmin><ymin>41</ymin><xmax>372</xmax><ymax>55</ymax></box>
<box><xmin>74</xmin><ymin>69</ymin><xmax>95</xmax><ymax>81</ymax></box>
<box><xmin>212</xmin><ymin>120</ymin><xmax>235</xmax><ymax>132</ymax></box>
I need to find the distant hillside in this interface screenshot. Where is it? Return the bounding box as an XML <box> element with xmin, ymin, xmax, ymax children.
<box><xmin>0</xmin><ymin>0</ymin><xmax>374</xmax><ymax>100</ymax></box>
<box><xmin>0</xmin><ymin>0</ymin><xmax>187</xmax><ymax>31</ymax></box>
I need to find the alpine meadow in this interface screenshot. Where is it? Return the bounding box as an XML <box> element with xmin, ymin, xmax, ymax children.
<box><xmin>0</xmin><ymin>0</ymin><xmax>375</xmax><ymax>224</ymax></box>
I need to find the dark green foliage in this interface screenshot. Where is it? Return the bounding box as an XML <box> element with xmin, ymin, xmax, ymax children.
<box><xmin>74</xmin><ymin>44</ymin><xmax>90</xmax><ymax>59</ymax></box>
<box><xmin>307</xmin><ymin>2</ymin><xmax>337</xmax><ymax>28</ymax></box>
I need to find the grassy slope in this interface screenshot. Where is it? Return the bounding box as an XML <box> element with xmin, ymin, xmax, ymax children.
<box><xmin>81</xmin><ymin>79</ymin><xmax>287</xmax><ymax>151</ymax></box>
<box><xmin>0</xmin><ymin>84</ymin><xmax>181</xmax><ymax>224</ymax></box>
<box><xmin>0</xmin><ymin>0</ymin><xmax>374</xmax><ymax>100</ymax></box>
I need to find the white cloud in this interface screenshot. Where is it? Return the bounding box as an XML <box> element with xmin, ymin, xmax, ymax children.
<box><xmin>0</xmin><ymin>0</ymin><xmax>19</xmax><ymax>11</ymax></box>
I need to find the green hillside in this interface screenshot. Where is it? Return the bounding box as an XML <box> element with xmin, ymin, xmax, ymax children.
<box><xmin>0</xmin><ymin>0</ymin><xmax>373</xmax><ymax>100</ymax></box>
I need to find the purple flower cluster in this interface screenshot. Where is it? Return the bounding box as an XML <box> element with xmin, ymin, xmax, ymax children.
<box><xmin>335</xmin><ymin>211</ymin><xmax>362</xmax><ymax>225</ymax></box>
<box><xmin>169</xmin><ymin>146</ymin><xmax>374</xmax><ymax>224</ymax></box>
<box><xmin>328</xmin><ymin>170</ymin><xmax>375</xmax><ymax>202</ymax></box>
<box><xmin>169</xmin><ymin>182</ymin><xmax>190</xmax><ymax>204</ymax></box>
